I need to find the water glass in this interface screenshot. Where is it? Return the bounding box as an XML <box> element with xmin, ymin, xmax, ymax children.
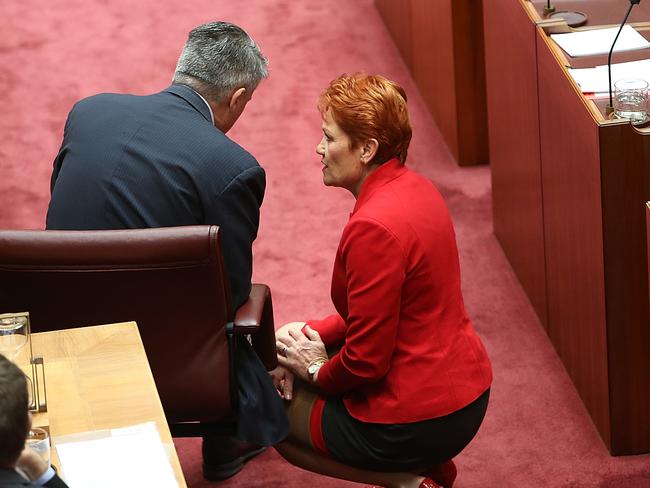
<box><xmin>26</xmin><ymin>427</ymin><xmax>50</xmax><ymax>469</ymax></box>
<box><xmin>614</xmin><ymin>78</ymin><xmax>649</xmax><ymax>122</ymax></box>
<box><xmin>0</xmin><ymin>315</ymin><xmax>29</xmax><ymax>361</ymax></box>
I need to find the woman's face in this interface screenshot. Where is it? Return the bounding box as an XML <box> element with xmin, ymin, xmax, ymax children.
<box><xmin>316</xmin><ymin>110</ymin><xmax>366</xmax><ymax>196</ymax></box>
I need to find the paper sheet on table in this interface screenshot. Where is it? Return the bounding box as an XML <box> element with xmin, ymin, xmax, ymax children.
<box><xmin>568</xmin><ymin>59</ymin><xmax>650</xmax><ymax>93</ymax></box>
<box><xmin>54</xmin><ymin>422</ymin><xmax>178</xmax><ymax>488</ymax></box>
<box><xmin>551</xmin><ymin>25</ymin><xmax>650</xmax><ymax>57</ymax></box>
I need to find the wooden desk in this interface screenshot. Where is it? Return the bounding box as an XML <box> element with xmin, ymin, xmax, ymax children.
<box><xmin>31</xmin><ymin>322</ymin><xmax>187</xmax><ymax>487</ymax></box>
<box><xmin>484</xmin><ymin>0</ymin><xmax>650</xmax><ymax>455</ymax></box>
<box><xmin>374</xmin><ymin>0</ymin><xmax>488</xmax><ymax>166</ymax></box>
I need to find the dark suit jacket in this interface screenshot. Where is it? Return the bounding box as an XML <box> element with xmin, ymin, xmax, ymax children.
<box><xmin>46</xmin><ymin>84</ymin><xmax>265</xmax><ymax>308</ymax></box>
<box><xmin>0</xmin><ymin>468</ymin><xmax>68</xmax><ymax>488</ymax></box>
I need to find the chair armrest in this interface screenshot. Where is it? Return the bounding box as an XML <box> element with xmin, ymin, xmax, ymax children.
<box><xmin>232</xmin><ymin>287</ymin><xmax>264</xmax><ymax>334</ymax></box>
<box><xmin>233</xmin><ymin>284</ymin><xmax>278</xmax><ymax>370</ymax></box>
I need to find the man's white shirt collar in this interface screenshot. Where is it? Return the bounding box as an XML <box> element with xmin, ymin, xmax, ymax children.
<box><xmin>187</xmin><ymin>86</ymin><xmax>214</xmax><ymax>125</ymax></box>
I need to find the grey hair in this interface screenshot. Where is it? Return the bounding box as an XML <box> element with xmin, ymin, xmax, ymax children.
<box><xmin>173</xmin><ymin>22</ymin><xmax>268</xmax><ymax>103</ymax></box>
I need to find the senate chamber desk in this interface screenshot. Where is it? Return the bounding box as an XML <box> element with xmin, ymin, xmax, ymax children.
<box><xmin>484</xmin><ymin>0</ymin><xmax>650</xmax><ymax>455</ymax></box>
<box><xmin>30</xmin><ymin>322</ymin><xmax>187</xmax><ymax>487</ymax></box>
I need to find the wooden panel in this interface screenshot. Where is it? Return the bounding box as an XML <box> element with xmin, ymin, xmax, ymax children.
<box><xmin>647</xmin><ymin>202</ymin><xmax>650</xmax><ymax>307</ymax></box>
<box><xmin>451</xmin><ymin>0</ymin><xmax>488</xmax><ymax>165</ymax></box>
<box><xmin>375</xmin><ymin>0</ymin><xmax>487</xmax><ymax>166</ymax></box>
<box><xmin>600</xmin><ymin>124</ymin><xmax>650</xmax><ymax>454</ymax></box>
<box><xmin>375</xmin><ymin>0</ymin><xmax>413</xmax><ymax>69</ymax></box>
<box><xmin>484</xmin><ymin>0</ymin><xmax>548</xmax><ymax>327</ymax></box>
<box><xmin>537</xmin><ymin>31</ymin><xmax>611</xmax><ymax>449</ymax></box>
<box><xmin>411</xmin><ymin>0</ymin><xmax>458</xmax><ymax>159</ymax></box>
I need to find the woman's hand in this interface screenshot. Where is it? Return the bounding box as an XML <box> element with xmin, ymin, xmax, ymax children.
<box><xmin>269</xmin><ymin>365</ymin><xmax>295</xmax><ymax>400</ymax></box>
<box><xmin>275</xmin><ymin>321</ymin><xmax>307</xmax><ymax>345</ymax></box>
<box><xmin>277</xmin><ymin>325</ymin><xmax>328</xmax><ymax>383</ymax></box>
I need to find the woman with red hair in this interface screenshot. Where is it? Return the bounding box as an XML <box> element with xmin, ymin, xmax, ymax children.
<box><xmin>271</xmin><ymin>74</ymin><xmax>492</xmax><ymax>488</ymax></box>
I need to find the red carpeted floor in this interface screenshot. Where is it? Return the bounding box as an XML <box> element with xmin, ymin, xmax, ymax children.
<box><xmin>3</xmin><ymin>1</ymin><xmax>650</xmax><ymax>486</ymax></box>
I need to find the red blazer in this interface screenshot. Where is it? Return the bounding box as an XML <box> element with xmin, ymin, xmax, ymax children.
<box><xmin>308</xmin><ymin>159</ymin><xmax>492</xmax><ymax>424</ymax></box>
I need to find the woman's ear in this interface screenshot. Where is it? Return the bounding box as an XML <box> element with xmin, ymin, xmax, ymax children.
<box><xmin>361</xmin><ymin>138</ymin><xmax>379</xmax><ymax>164</ymax></box>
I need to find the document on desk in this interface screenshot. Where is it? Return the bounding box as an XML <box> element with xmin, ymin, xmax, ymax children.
<box><xmin>551</xmin><ymin>25</ymin><xmax>650</xmax><ymax>57</ymax></box>
<box><xmin>54</xmin><ymin>422</ymin><xmax>178</xmax><ymax>488</ymax></box>
<box><xmin>568</xmin><ymin>59</ymin><xmax>650</xmax><ymax>93</ymax></box>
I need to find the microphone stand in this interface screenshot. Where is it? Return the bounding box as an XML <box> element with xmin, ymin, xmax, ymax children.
<box><xmin>543</xmin><ymin>1</ymin><xmax>555</xmax><ymax>17</ymax></box>
<box><xmin>607</xmin><ymin>0</ymin><xmax>641</xmax><ymax>116</ymax></box>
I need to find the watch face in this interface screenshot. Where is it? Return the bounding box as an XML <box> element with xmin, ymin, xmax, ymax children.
<box><xmin>308</xmin><ymin>360</ymin><xmax>325</xmax><ymax>375</ymax></box>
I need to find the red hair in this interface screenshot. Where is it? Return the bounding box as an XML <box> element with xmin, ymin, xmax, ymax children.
<box><xmin>317</xmin><ymin>73</ymin><xmax>412</xmax><ymax>164</ymax></box>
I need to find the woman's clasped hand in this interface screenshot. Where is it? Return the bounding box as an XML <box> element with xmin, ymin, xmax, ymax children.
<box><xmin>271</xmin><ymin>324</ymin><xmax>328</xmax><ymax>399</ymax></box>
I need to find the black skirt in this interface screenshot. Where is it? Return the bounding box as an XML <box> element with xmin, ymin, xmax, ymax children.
<box><xmin>321</xmin><ymin>388</ymin><xmax>490</xmax><ymax>472</ymax></box>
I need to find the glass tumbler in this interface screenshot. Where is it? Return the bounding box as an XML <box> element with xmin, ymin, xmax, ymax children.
<box><xmin>25</xmin><ymin>427</ymin><xmax>50</xmax><ymax>469</ymax></box>
<box><xmin>614</xmin><ymin>78</ymin><xmax>649</xmax><ymax>122</ymax></box>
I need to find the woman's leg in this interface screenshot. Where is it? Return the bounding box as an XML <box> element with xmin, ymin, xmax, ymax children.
<box><xmin>275</xmin><ymin>441</ymin><xmax>429</xmax><ymax>488</ymax></box>
<box><xmin>274</xmin><ymin>381</ymin><xmax>428</xmax><ymax>488</ymax></box>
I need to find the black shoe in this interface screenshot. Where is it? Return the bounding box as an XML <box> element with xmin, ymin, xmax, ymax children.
<box><xmin>202</xmin><ymin>435</ymin><xmax>266</xmax><ymax>481</ymax></box>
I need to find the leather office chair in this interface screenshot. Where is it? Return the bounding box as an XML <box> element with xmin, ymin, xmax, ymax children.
<box><xmin>0</xmin><ymin>225</ymin><xmax>277</xmax><ymax>436</ymax></box>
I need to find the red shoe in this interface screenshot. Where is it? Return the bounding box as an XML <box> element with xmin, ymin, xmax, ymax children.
<box><xmin>369</xmin><ymin>478</ymin><xmax>441</xmax><ymax>488</ymax></box>
<box><xmin>419</xmin><ymin>478</ymin><xmax>442</xmax><ymax>488</ymax></box>
<box><xmin>423</xmin><ymin>460</ymin><xmax>457</xmax><ymax>488</ymax></box>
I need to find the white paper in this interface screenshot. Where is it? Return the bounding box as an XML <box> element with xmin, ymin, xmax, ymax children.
<box><xmin>54</xmin><ymin>422</ymin><xmax>178</xmax><ymax>488</ymax></box>
<box><xmin>551</xmin><ymin>25</ymin><xmax>650</xmax><ymax>57</ymax></box>
<box><xmin>568</xmin><ymin>59</ymin><xmax>650</xmax><ymax>93</ymax></box>
<box><xmin>567</xmin><ymin>66</ymin><xmax>604</xmax><ymax>93</ymax></box>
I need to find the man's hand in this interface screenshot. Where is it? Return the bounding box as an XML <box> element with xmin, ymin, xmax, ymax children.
<box><xmin>269</xmin><ymin>365</ymin><xmax>295</xmax><ymax>400</ymax></box>
<box><xmin>15</xmin><ymin>448</ymin><xmax>48</xmax><ymax>481</ymax></box>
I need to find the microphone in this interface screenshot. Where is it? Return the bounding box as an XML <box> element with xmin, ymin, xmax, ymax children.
<box><xmin>607</xmin><ymin>0</ymin><xmax>642</xmax><ymax>115</ymax></box>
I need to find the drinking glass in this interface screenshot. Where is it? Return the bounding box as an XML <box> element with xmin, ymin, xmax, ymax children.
<box><xmin>614</xmin><ymin>78</ymin><xmax>649</xmax><ymax>122</ymax></box>
<box><xmin>0</xmin><ymin>315</ymin><xmax>28</xmax><ymax>361</ymax></box>
<box><xmin>26</xmin><ymin>427</ymin><xmax>50</xmax><ymax>469</ymax></box>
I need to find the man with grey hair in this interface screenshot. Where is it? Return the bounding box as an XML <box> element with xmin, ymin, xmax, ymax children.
<box><xmin>46</xmin><ymin>21</ymin><xmax>279</xmax><ymax>480</ymax></box>
<box><xmin>47</xmin><ymin>21</ymin><xmax>267</xmax><ymax>310</ymax></box>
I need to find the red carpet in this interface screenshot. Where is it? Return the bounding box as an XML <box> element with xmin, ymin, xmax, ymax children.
<box><xmin>3</xmin><ymin>1</ymin><xmax>650</xmax><ymax>486</ymax></box>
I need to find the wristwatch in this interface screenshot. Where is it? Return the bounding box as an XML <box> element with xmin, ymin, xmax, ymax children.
<box><xmin>307</xmin><ymin>358</ymin><xmax>327</xmax><ymax>381</ymax></box>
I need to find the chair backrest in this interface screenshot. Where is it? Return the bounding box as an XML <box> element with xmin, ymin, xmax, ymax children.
<box><xmin>0</xmin><ymin>226</ymin><xmax>235</xmax><ymax>425</ymax></box>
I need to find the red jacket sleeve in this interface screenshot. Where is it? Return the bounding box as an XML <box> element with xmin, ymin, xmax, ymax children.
<box><xmin>306</xmin><ymin>314</ymin><xmax>347</xmax><ymax>347</ymax></box>
<box><xmin>315</xmin><ymin>217</ymin><xmax>406</xmax><ymax>395</ymax></box>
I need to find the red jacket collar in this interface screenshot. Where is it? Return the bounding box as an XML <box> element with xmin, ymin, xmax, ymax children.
<box><xmin>352</xmin><ymin>158</ymin><xmax>406</xmax><ymax>214</ymax></box>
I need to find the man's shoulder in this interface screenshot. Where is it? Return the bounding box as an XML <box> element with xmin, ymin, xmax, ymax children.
<box><xmin>212</xmin><ymin>136</ymin><xmax>261</xmax><ymax>171</ymax></box>
<box><xmin>0</xmin><ymin>467</ymin><xmax>34</xmax><ymax>487</ymax></box>
<box><xmin>81</xmin><ymin>91</ymin><xmax>131</xmax><ymax>100</ymax></box>
<box><xmin>75</xmin><ymin>91</ymin><xmax>138</xmax><ymax>106</ymax></box>
<box><xmin>68</xmin><ymin>91</ymin><xmax>146</xmax><ymax>120</ymax></box>
<box><xmin>67</xmin><ymin>89</ymin><xmax>262</xmax><ymax>175</ymax></box>
<box><xmin>191</xmin><ymin>135</ymin><xmax>265</xmax><ymax>192</ymax></box>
